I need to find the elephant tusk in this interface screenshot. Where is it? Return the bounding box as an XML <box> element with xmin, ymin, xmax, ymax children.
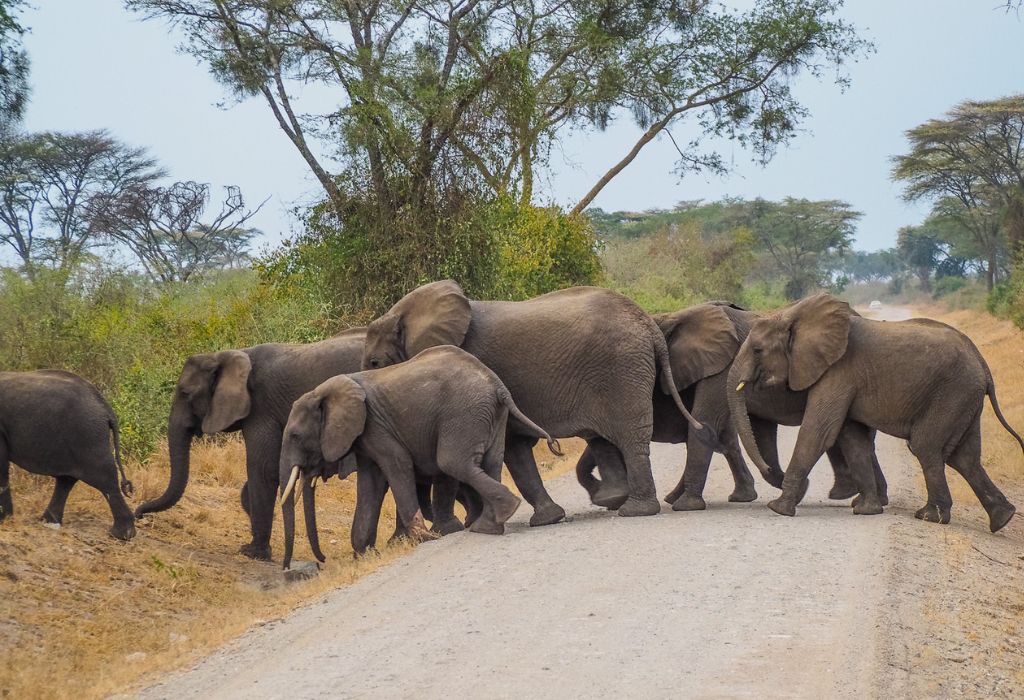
<box><xmin>279</xmin><ymin>465</ymin><xmax>300</xmax><ymax>506</ymax></box>
<box><xmin>736</xmin><ymin>381</ymin><xmax>746</xmax><ymax>392</ymax></box>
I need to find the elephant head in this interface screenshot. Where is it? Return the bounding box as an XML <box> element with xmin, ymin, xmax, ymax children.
<box><xmin>655</xmin><ymin>303</ymin><xmax>741</xmax><ymax>390</ymax></box>
<box><xmin>135</xmin><ymin>350</ymin><xmax>252</xmax><ymax>518</ymax></box>
<box><xmin>278</xmin><ymin>376</ymin><xmax>368</xmax><ymax>569</ymax></box>
<box><xmin>727</xmin><ymin>293</ymin><xmax>852</xmax><ymax>485</ymax></box>
<box><xmin>362</xmin><ymin>280</ymin><xmax>471</xmax><ymax>370</ymax></box>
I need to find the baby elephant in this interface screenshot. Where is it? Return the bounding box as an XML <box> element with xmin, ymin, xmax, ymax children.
<box><xmin>278</xmin><ymin>345</ymin><xmax>561</xmax><ymax>569</ymax></box>
<box><xmin>0</xmin><ymin>370</ymin><xmax>135</xmax><ymax>540</ymax></box>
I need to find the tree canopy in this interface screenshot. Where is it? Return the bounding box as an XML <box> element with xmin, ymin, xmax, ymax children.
<box><xmin>0</xmin><ymin>0</ymin><xmax>29</xmax><ymax>133</ymax></box>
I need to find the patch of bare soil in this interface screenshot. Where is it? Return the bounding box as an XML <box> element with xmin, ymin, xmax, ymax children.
<box><xmin>0</xmin><ymin>435</ymin><xmax>585</xmax><ymax>699</ymax></box>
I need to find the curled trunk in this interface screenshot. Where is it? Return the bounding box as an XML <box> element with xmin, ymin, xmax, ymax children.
<box><xmin>135</xmin><ymin>400</ymin><xmax>193</xmax><ymax>517</ymax></box>
<box><xmin>726</xmin><ymin>364</ymin><xmax>784</xmax><ymax>489</ymax></box>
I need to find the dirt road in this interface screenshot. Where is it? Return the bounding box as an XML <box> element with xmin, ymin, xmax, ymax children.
<box><xmin>139</xmin><ymin>306</ymin><xmax>1024</xmax><ymax>699</ymax></box>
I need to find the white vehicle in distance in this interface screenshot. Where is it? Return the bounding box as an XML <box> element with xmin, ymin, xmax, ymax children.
<box><xmin>868</xmin><ymin>300</ymin><xmax>883</xmax><ymax>310</ymax></box>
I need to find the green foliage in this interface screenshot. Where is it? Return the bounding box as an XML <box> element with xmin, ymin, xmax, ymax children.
<box><xmin>601</xmin><ymin>219</ymin><xmax>786</xmax><ymax>313</ymax></box>
<box><xmin>0</xmin><ymin>267</ymin><xmax>335</xmax><ymax>461</ymax></box>
<box><xmin>932</xmin><ymin>275</ymin><xmax>968</xmax><ymax>298</ymax></box>
<box><xmin>0</xmin><ymin>0</ymin><xmax>29</xmax><ymax>133</ymax></box>
<box><xmin>259</xmin><ymin>194</ymin><xmax>601</xmax><ymax>317</ymax></box>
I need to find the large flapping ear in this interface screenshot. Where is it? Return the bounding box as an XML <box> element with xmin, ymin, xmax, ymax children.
<box><xmin>659</xmin><ymin>304</ymin><xmax>740</xmax><ymax>389</ymax></box>
<box><xmin>319</xmin><ymin>377</ymin><xmax>368</xmax><ymax>463</ymax></box>
<box><xmin>392</xmin><ymin>280</ymin><xmax>471</xmax><ymax>357</ymax></box>
<box><xmin>202</xmin><ymin>350</ymin><xmax>252</xmax><ymax>433</ymax></box>
<box><xmin>784</xmin><ymin>294</ymin><xmax>852</xmax><ymax>391</ymax></box>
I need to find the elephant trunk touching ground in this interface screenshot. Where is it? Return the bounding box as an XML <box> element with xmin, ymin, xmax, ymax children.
<box><xmin>279</xmin><ymin>468</ymin><xmax>325</xmax><ymax>571</ymax></box>
<box><xmin>136</xmin><ymin>399</ymin><xmax>195</xmax><ymax>517</ymax></box>
<box><xmin>726</xmin><ymin>362</ymin><xmax>784</xmax><ymax>489</ymax></box>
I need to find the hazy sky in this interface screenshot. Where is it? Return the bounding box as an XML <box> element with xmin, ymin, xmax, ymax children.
<box><xmin>19</xmin><ymin>1</ymin><xmax>1024</xmax><ymax>253</ymax></box>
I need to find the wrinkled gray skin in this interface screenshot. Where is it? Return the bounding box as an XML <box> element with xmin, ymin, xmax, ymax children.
<box><xmin>730</xmin><ymin>293</ymin><xmax>1020</xmax><ymax>532</ymax></box>
<box><xmin>362</xmin><ymin>281</ymin><xmax>716</xmax><ymax>523</ymax></box>
<box><xmin>136</xmin><ymin>328</ymin><xmax>369</xmax><ymax>561</ymax></box>
<box><xmin>278</xmin><ymin>346</ymin><xmax>561</xmax><ymax>568</ymax></box>
<box><xmin>0</xmin><ymin>370</ymin><xmax>135</xmax><ymax>540</ymax></box>
<box><xmin>577</xmin><ymin>302</ymin><xmax>881</xmax><ymax>512</ymax></box>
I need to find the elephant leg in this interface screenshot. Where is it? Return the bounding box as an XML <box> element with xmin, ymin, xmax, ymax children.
<box><xmin>352</xmin><ymin>459</ymin><xmax>388</xmax><ymax>555</ymax></box>
<box><xmin>835</xmin><ymin>423</ymin><xmax>883</xmax><ymax>515</ymax></box>
<box><xmin>0</xmin><ymin>442</ymin><xmax>11</xmax><ymax>521</ymax></box>
<box><xmin>947</xmin><ymin>420</ymin><xmax>1015</xmax><ymax>533</ymax></box>
<box><xmin>377</xmin><ymin>454</ymin><xmax>437</xmax><ymax>546</ymax></box>
<box><xmin>723</xmin><ymin>431</ymin><xmax>758</xmax><ymax>503</ymax></box>
<box><xmin>576</xmin><ymin>444</ymin><xmax>600</xmax><ymax>500</ymax></box>
<box><xmin>872</xmin><ymin>452</ymin><xmax>889</xmax><ymax>506</ymax></box>
<box><xmin>239</xmin><ymin>481</ymin><xmax>251</xmax><ymax>518</ymax></box>
<box><xmin>81</xmin><ymin>466</ymin><xmax>136</xmax><ymax>541</ymax></box>
<box><xmin>239</xmin><ymin>426</ymin><xmax>280</xmax><ymax>561</ymax></box>
<box><xmin>504</xmin><ymin>436</ymin><xmax>565</xmax><ymax>527</ymax></box>
<box><xmin>767</xmin><ymin>397</ymin><xmax>848</xmax><ymax>517</ymax></box>
<box><xmin>447</xmin><ymin>444</ymin><xmax>520</xmax><ymax>536</ymax></box>
<box><xmin>430</xmin><ymin>474</ymin><xmax>465</xmax><ymax>535</ymax></box>
<box><xmin>458</xmin><ymin>483</ymin><xmax>484</xmax><ymax>528</ymax></box>
<box><xmin>42</xmin><ymin>476</ymin><xmax>78</xmax><ymax>525</ymax></box>
<box><xmin>908</xmin><ymin>442</ymin><xmax>952</xmax><ymax>526</ymax></box>
<box><xmin>826</xmin><ymin>445</ymin><xmax>860</xmax><ymax>501</ymax></box>
<box><xmin>417</xmin><ymin>480</ymin><xmax>435</xmax><ymax>522</ymax></box>
<box><xmin>671</xmin><ymin>439</ymin><xmax>712</xmax><ymax>511</ymax></box>
<box><xmin>616</xmin><ymin>440</ymin><xmax>660</xmax><ymax>518</ymax></box>
<box><xmin>590</xmin><ymin>439</ymin><xmax>629</xmax><ymax>510</ymax></box>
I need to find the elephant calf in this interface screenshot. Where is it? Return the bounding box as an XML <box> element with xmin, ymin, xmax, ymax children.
<box><xmin>278</xmin><ymin>345</ymin><xmax>561</xmax><ymax>569</ymax></box>
<box><xmin>0</xmin><ymin>370</ymin><xmax>135</xmax><ymax>540</ymax></box>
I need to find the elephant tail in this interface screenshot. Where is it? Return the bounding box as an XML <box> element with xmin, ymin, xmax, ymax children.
<box><xmin>985</xmin><ymin>370</ymin><xmax>1024</xmax><ymax>457</ymax></box>
<box><xmin>499</xmin><ymin>388</ymin><xmax>562</xmax><ymax>456</ymax></box>
<box><xmin>649</xmin><ymin>316</ymin><xmax>721</xmax><ymax>450</ymax></box>
<box><xmin>109</xmin><ymin>415</ymin><xmax>134</xmax><ymax>498</ymax></box>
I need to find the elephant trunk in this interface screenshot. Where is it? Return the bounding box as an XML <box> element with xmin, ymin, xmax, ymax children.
<box><xmin>303</xmin><ymin>476</ymin><xmax>325</xmax><ymax>564</ymax></box>
<box><xmin>575</xmin><ymin>446</ymin><xmax>600</xmax><ymax>499</ymax></box>
<box><xmin>135</xmin><ymin>399</ymin><xmax>194</xmax><ymax>517</ymax></box>
<box><xmin>281</xmin><ymin>482</ymin><xmax>296</xmax><ymax>571</ymax></box>
<box><xmin>727</xmin><ymin>362</ymin><xmax>784</xmax><ymax>489</ymax></box>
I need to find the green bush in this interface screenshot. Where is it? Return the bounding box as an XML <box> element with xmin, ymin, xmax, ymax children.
<box><xmin>0</xmin><ymin>268</ymin><xmax>336</xmax><ymax>461</ymax></box>
<box><xmin>932</xmin><ymin>275</ymin><xmax>968</xmax><ymax>298</ymax></box>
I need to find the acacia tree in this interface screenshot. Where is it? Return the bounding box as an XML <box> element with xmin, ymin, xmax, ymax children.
<box><xmin>892</xmin><ymin>95</ymin><xmax>1024</xmax><ymax>289</ymax></box>
<box><xmin>0</xmin><ymin>0</ymin><xmax>28</xmax><ymax>134</ymax></box>
<box><xmin>747</xmin><ymin>197</ymin><xmax>859</xmax><ymax>300</ymax></box>
<box><xmin>126</xmin><ymin>0</ymin><xmax>869</xmax><ymax>305</ymax></box>
<box><xmin>88</xmin><ymin>181</ymin><xmax>263</xmax><ymax>283</ymax></box>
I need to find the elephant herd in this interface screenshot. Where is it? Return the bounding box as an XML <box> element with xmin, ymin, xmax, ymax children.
<box><xmin>1</xmin><ymin>282</ymin><xmax>1021</xmax><ymax>572</ymax></box>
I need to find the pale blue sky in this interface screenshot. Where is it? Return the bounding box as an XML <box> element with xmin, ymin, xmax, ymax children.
<box><xmin>19</xmin><ymin>1</ymin><xmax>1023</xmax><ymax>253</ymax></box>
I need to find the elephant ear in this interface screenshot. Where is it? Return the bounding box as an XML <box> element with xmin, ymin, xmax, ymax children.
<box><xmin>658</xmin><ymin>304</ymin><xmax>740</xmax><ymax>389</ymax></box>
<box><xmin>784</xmin><ymin>294</ymin><xmax>852</xmax><ymax>391</ymax></box>
<box><xmin>319</xmin><ymin>377</ymin><xmax>368</xmax><ymax>463</ymax></box>
<box><xmin>393</xmin><ymin>280</ymin><xmax>471</xmax><ymax>357</ymax></box>
<box><xmin>202</xmin><ymin>350</ymin><xmax>252</xmax><ymax>433</ymax></box>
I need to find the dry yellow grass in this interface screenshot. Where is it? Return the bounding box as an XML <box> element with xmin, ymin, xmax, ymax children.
<box><xmin>0</xmin><ymin>435</ymin><xmax>585</xmax><ymax>699</ymax></box>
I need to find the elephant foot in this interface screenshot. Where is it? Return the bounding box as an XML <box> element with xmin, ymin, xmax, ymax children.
<box><xmin>988</xmin><ymin>502</ymin><xmax>1016</xmax><ymax>533</ymax></box>
<box><xmin>795</xmin><ymin>478</ymin><xmax>811</xmax><ymax>504</ymax></box>
<box><xmin>41</xmin><ymin>510</ymin><xmax>63</xmax><ymax>525</ymax></box>
<box><xmin>663</xmin><ymin>486</ymin><xmax>683</xmax><ymax>505</ymax></box>
<box><xmin>852</xmin><ymin>498</ymin><xmax>884</xmax><ymax>515</ymax></box>
<box><xmin>431</xmin><ymin>518</ymin><xmax>465</xmax><ymax>536</ymax></box>
<box><xmin>529</xmin><ymin>502</ymin><xmax>566</xmax><ymax>527</ymax></box>
<box><xmin>353</xmin><ymin>545</ymin><xmax>380</xmax><ymax>560</ymax></box>
<box><xmin>592</xmin><ymin>485</ymin><xmax>630</xmax><ymax>510</ymax></box>
<box><xmin>914</xmin><ymin>503</ymin><xmax>951</xmax><ymax>524</ymax></box>
<box><xmin>618</xmin><ymin>495</ymin><xmax>661</xmax><ymax>517</ymax></box>
<box><xmin>493</xmin><ymin>494</ymin><xmax>522</xmax><ymax>524</ymax></box>
<box><xmin>853</xmin><ymin>492</ymin><xmax>890</xmax><ymax>509</ymax></box>
<box><xmin>671</xmin><ymin>492</ymin><xmax>706</xmax><ymax>511</ymax></box>
<box><xmin>767</xmin><ymin>498</ymin><xmax>796</xmax><ymax>517</ymax></box>
<box><xmin>828</xmin><ymin>479</ymin><xmax>860</xmax><ymax>501</ymax></box>
<box><xmin>469</xmin><ymin>518</ymin><xmax>505</xmax><ymax>535</ymax></box>
<box><xmin>239</xmin><ymin>542</ymin><xmax>273</xmax><ymax>561</ymax></box>
<box><xmin>110</xmin><ymin>521</ymin><xmax>137</xmax><ymax>541</ymax></box>
<box><xmin>728</xmin><ymin>484</ymin><xmax>758</xmax><ymax>503</ymax></box>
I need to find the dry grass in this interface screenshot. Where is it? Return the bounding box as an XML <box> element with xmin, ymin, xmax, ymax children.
<box><xmin>0</xmin><ymin>436</ymin><xmax>585</xmax><ymax>699</ymax></box>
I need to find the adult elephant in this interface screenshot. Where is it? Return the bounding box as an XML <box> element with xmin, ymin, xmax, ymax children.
<box><xmin>729</xmin><ymin>293</ymin><xmax>1020</xmax><ymax>531</ymax></box>
<box><xmin>135</xmin><ymin>328</ymin><xmax>369</xmax><ymax>560</ymax></box>
<box><xmin>576</xmin><ymin>302</ymin><xmax>879</xmax><ymax>512</ymax></box>
<box><xmin>361</xmin><ymin>281</ymin><xmax>716</xmax><ymax>521</ymax></box>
